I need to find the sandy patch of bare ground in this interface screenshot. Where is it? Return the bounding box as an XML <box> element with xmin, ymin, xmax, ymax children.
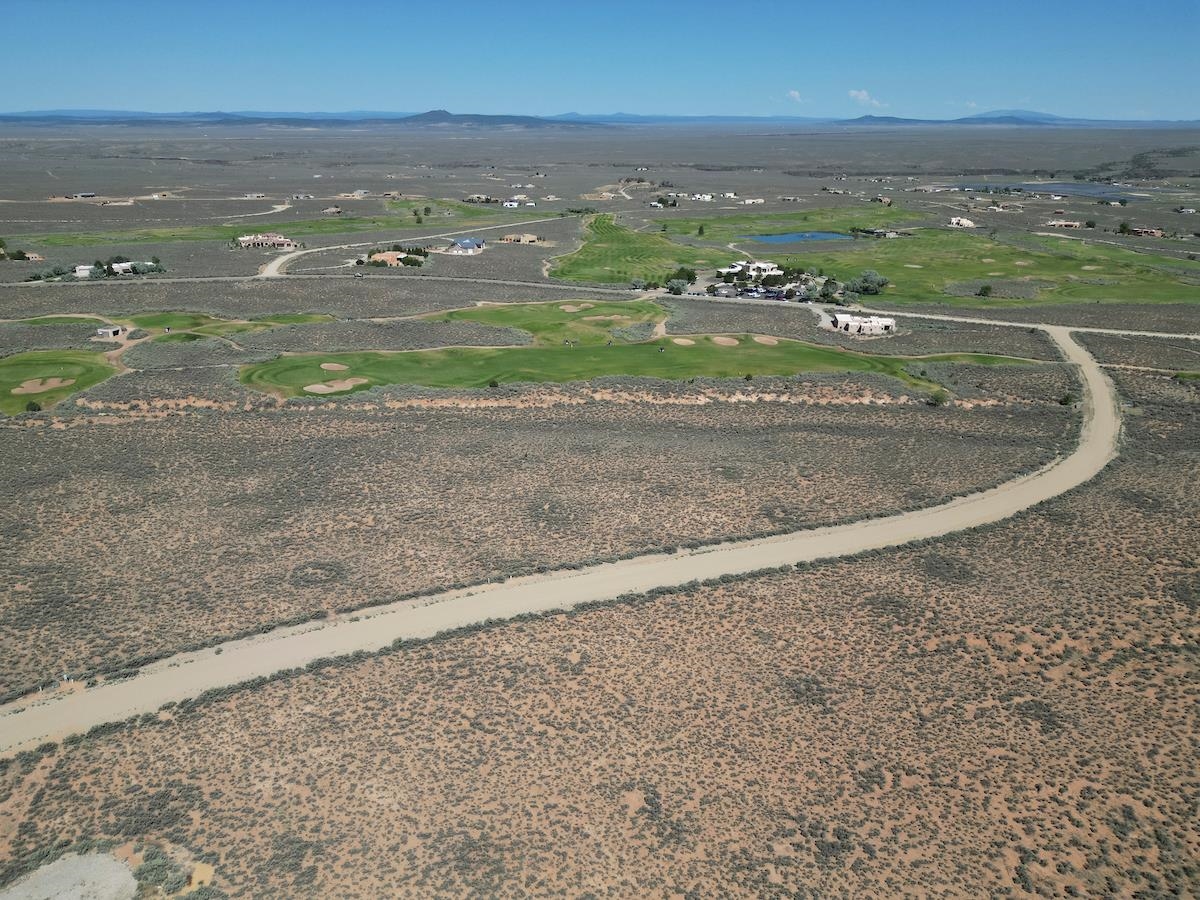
<box><xmin>0</xmin><ymin>371</ymin><xmax>1192</xmax><ymax>897</ymax></box>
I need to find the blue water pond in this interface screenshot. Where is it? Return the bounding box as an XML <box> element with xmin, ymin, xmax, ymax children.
<box><xmin>743</xmin><ymin>231</ymin><xmax>852</xmax><ymax>243</ymax></box>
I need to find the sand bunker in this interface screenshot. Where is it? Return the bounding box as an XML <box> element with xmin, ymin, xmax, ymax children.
<box><xmin>671</xmin><ymin>338</ymin><xmax>695</xmax><ymax>346</ymax></box>
<box><xmin>981</xmin><ymin>257</ymin><xmax>995</xmax><ymax>263</ymax></box>
<box><xmin>12</xmin><ymin>377</ymin><xmax>75</xmax><ymax>395</ymax></box>
<box><xmin>1081</xmin><ymin>265</ymin><xmax>1101</xmax><ymax>271</ymax></box>
<box><xmin>712</xmin><ymin>336</ymin><xmax>739</xmax><ymax>346</ymax></box>
<box><xmin>753</xmin><ymin>335</ymin><xmax>779</xmax><ymax>346</ymax></box>
<box><xmin>0</xmin><ymin>853</ymin><xmax>135</xmax><ymax>900</ymax></box>
<box><xmin>1014</xmin><ymin>260</ymin><xmax>1033</xmax><ymax>267</ymax></box>
<box><xmin>582</xmin><ymin>314</ymin><xmax>630</xmax><ymax>321</ymax></box>
<box><xmin>559</xmin><ymin>303</ymin><xmax>594</xmax><ymax>313</ymax></box>
<box><xmin>903</xmin><ymin>264</ymin><xmax>923</xmax><ymax>269</ymax></box>
<box><xmin>320</xmin><ymin>362</ymin><xmax>349</xmax><ymax>371</ymax></box>
<box><xmin>304</xmin><ymin>377</ymin><xmax>369</xmax><ymax>394</ymax></box>
<box><xmin>988</xmin><ymin>271</ymin><xmax>1004</xmax><ymax>276</ymax></box>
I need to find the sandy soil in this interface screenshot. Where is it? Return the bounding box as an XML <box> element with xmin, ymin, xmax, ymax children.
<box><xmin>753</xmin><ymin>335</ymin><xmax>779</xmax><ymax>346</ymax></box>
<box><xmin>0</xmin><ymin>324</ymin><xmax>1122</xmax><ymax>754</ymax></box>
<box><xmin>319</xmin><ymin>362</ymin><xmax>349</xmax><ymax>371</ymax></box>
<box><xmin>303</xmin><ymin>377</ymin><xmax>368</xmax><ymax>394</ymax></box>
<box><xmin>558</xmin><ymin>303</ymin><xmax>594</xmax><ymax>313</ymax></box>
<box><xmin>582</xmin><ymin>314</ymin><xmax>629</xmax><ymax>321</ymax></box>
<box><xmin>11</xmin><ymin>377</ymin><xmax>75</xmax><ymax>395</ymax></box>
<box><xmin>0</xmin><ymin>853</ymin><xmax>134</xmax><ymax>900</ymax></box>
<box><xmin>712</xmin><ymin>336</ymin><xmax>739</xmax><ymax>346</ymax></box>
<box><xmin>671</xmin><ymin>338</ymin><xmax>695</xmax><ymax>346</ymax></box>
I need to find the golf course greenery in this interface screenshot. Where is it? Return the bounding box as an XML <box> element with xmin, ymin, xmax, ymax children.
<box><xmin>554</xmin><ymin>207</ymin><xmax>1200</xmax><ymax>305</ymax></box>
<box><xmin>240</xmin><ymin>299</ymin><xmax>1032</xmax><ymax>398</ymax></box>
<box><xmin>128</xmin><ymin>311</ymin><xmax>333</xmax><ymax>339</ymax></box>
<box><xmin>550</xmin><ymin>215</ymin><xmax>737</xmax><ymax>283</ymax></box>
<box><xmin>0</xmin><ymin>350</ymin><xmax>117</xmax><ymax>415</ymax></box>
<box><xmin>771</xmin><ymin>228</ymin><xmax>1200</xmax><ymax>305</ymax></box>
<box><xmin>664</xmin><ymin>206</ymin><xmax>918</xmax><ymax>243</ymax></box>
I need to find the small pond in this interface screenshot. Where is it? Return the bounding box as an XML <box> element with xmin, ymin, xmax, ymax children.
<box><xmin>742</xmin><ymin>231</ymin><xmax>852</xmax><ymax>243</ymax></box>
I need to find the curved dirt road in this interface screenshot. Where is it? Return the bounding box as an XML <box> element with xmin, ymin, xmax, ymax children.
<box><xmin>0</xmin><ymin>323</ymin><xmax>1128</xmax><ymax>754</ymax></box>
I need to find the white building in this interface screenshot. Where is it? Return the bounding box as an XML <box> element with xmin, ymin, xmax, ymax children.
<box><xmin>747</xmin><ymin>261</ymin><xmax>782</xmax><ymax>278</ymax></box>
<box><xmin>236</xmin><ymin>232</ymin><xmax>298</xmax><ymax>250</ymax></box>
<box><xmin>74</xmin><ymin>265</ymin><xmax>97</xmax><ymax>278</ymax></box>
<box><xmin>1046</xmin><ymin>219</ymin><xmax>1084</xmax><ymax>228</ymax></box>
<box><xmin>742</xmin><ymin>198</ymin><xmax>765</xmax><ymax>205</ymax></box>
<box><xmin>718</xmin><ymin>260</ymin><xmax>782</xmax><ymax>279</ymax></box>
<box><xmin>830</xmin><ymin>313</ymin><xmax>896</xmax><ymax>335</ymax></box>
<box><xmin>96</xmin><ymin>325</ymin><xmax>123</xmax><ymax>338</ymax></box>
<box><xmin>244</xmin><ymin>192</ymin><xmax>266</xmax><ymax>199</ymax></box>
<box><xmin>949</xmin><ymin>217</ymin><xmax>976</xmax><ymax>228</ymax></box>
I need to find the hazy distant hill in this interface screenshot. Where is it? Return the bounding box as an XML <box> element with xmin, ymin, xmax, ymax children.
<box><xmin>0</xmin><ymin>108</ymin><xmax>1194</xmax><ymax>129</ymax></box>
<box><xmin>0</xmin><ymin>109</ymin><xmax>603</xmax><ymax>129</ymax></box>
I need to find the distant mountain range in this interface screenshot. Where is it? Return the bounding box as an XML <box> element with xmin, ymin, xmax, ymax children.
<box><xmin>0</xmin><ymin>108</ymin><xmax>1196</xmax><ymax>129</ymax></box>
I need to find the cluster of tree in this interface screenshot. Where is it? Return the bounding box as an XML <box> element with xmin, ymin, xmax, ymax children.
<box><xmin>843</xmin><ymin>269</ymin><xmax>889</xmax><ymax>296</ymax></box>
<box><xmin>661</xmin><ymin>267</ymin><xmax>697</xmax><ymax>294</ymax></box>
<box><xmin>655</xmin><ymin>195</ymin><xmax>679</xmax><ymax>208</ymax></box>
<box><xmin>25</xmin><ymin>255</ymin><xmax>164</xmax><ymax>281</ymax></box>
<box><xmin>564</xmin><ymin>207</ymin><xmax>598</xmax><ymax>215</ymax></box>
<box><xmin>1098</xmin><ymin>198</ymin><xmax>1129</xmax><ymax>206</ymax></box>
<box><xmin>0</xmin><ymin>238</ymin><xmax>30</xmax><ymax>261</ymax></box>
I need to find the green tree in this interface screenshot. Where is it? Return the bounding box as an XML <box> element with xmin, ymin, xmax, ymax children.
<box><xmin>697</xmin><ymin>224</ymin><xmax>705</xmax><ymax>236</ymax></box>
<box><xmin>977</xmin><ymin>284</ymin><xmax>993</xmax><ymax>297</ymax></box>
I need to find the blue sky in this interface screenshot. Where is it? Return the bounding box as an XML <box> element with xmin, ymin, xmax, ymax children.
<box><xmin>4</xmin><ymin>0</ymin><xmax>1197</xmax><ymax>119</ymax></box>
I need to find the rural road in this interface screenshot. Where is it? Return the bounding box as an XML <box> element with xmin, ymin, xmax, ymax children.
<box><xmin>0</xmin><ymin>318</ymin><xmax>1148</xmax><ymax>756</ymax></box>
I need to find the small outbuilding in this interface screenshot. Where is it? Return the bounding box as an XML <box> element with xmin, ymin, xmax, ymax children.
<box><xmin>501</xmin><ymin>233</ymin><xmax>540</xmax><ymax>244</ymax></box>
<box><xmin>96</xmin><ymin>325</ymin><xmax>123</xmax><ymax>338</ymax></box>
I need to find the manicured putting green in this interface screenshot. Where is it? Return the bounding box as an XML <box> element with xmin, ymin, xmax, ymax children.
<box><xmin>241</xmin><ymin>299</ymin><xmax>1030</xmax><ymax>397</ymax></box>
<box><xmin>0</xmin><ymin>350</ymin><xmax>117</xmax><ymax>415</ymax></box>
